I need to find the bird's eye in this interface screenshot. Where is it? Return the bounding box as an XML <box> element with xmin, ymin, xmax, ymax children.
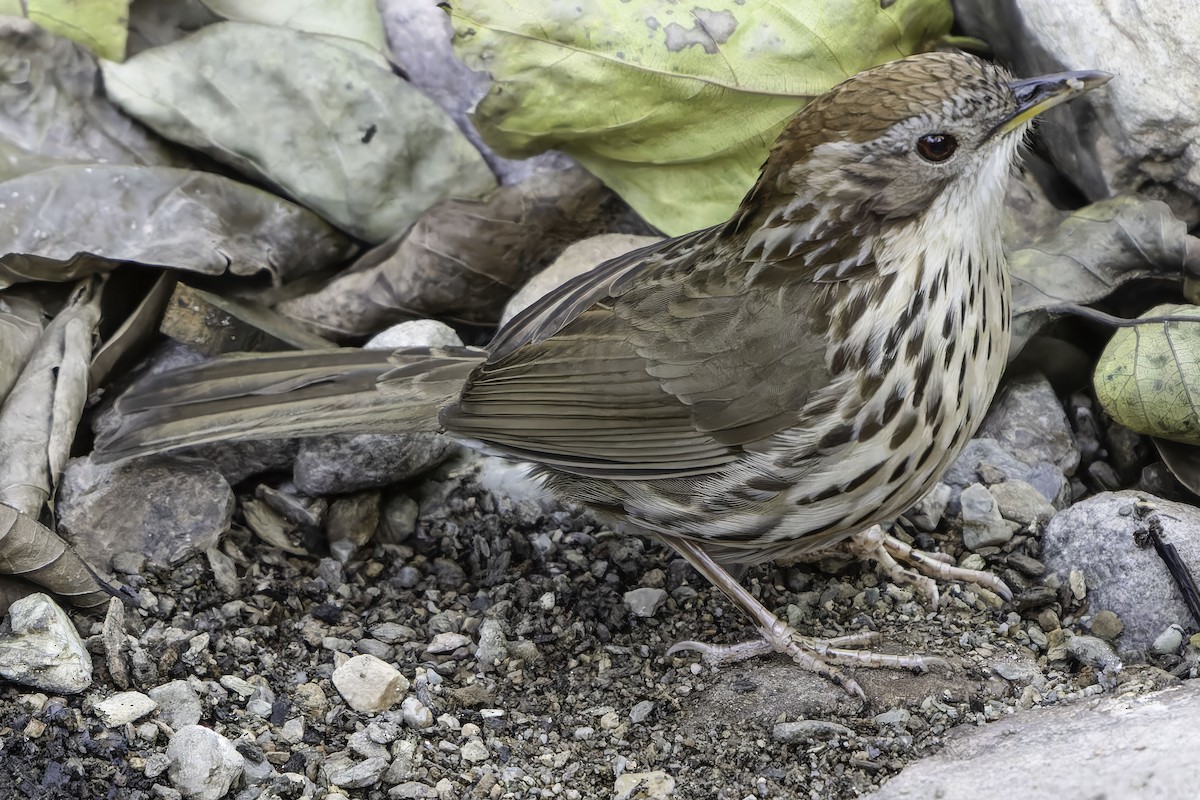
<box><xmin>915</xmin><ymin>133</ymin><xmax>957</xmax><ymax>163</ymax></box>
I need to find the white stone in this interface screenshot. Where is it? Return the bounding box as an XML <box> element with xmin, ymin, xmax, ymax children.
<box><xmin>500</xmin><ymin>233</ymin><xmax>663</xmax><ymax>325</ymax></box>
<box><xmin>0</xmin><ymin>593</ymin><xmax>92</xmax><ymax>693</ymax></box>
<box><xmin>401</xmin><ymin>696</ymin><xmax>434</xmax><ymax>729</ymax></box>
<box><xmin>166</xmin><ymin>724</ymin><xmax>245</xmax><ymax>800</ymax></box>
<box><xmin>614</xmin><ymin>771</ymin><xmax>676</xmax><ymax>800</ymax></box>
<box><xmin>331</xmin><ymin>654</ymin><xmax>408</xmax><ymax>713</ymax></box>
<box><xmin>364</xmin><ymin>319</ymin><xmax>463</xmax><ymax>351</ymax></box>
<box><xmin>95</xmin><ymin>691</ymin><xmax>158</xmax><ymax>727</ymax></box>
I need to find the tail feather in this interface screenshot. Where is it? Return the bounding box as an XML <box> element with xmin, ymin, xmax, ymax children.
<box><xmin>95</xmin><ymin>347</ymin><xmax>483</xmax><ymax>462</ymax></box>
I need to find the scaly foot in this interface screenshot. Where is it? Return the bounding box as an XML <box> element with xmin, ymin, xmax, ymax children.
<box><xmin>845</xmin><ymin>524</ymin><xmax>1013</xmax><ymax>606</ymax></box>
<box><xmin>660</xmin><ymin>533</ymin><xmax>951</xmax><ymax>698</ymax></box>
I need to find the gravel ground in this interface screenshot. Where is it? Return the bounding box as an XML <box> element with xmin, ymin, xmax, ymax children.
<box><xmin>0</xmin><ymin>449</ymin><xmax>1186</xmax><ymax>800</ymax></box>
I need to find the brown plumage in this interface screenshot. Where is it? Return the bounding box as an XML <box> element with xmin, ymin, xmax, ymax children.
<box><xmin>98</xmin><ymin>53</ymin><xmax>1109</xmax><ymax>695</ymax></box>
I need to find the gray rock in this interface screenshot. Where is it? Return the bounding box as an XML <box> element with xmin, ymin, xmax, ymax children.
<box><xmin>1041</xmin><ymin>491</ymin><xmax>1200</xmax><ymax>648</ymax></box>
<box><xmin>979</xmin><ymin>373</ymin><xmax>1078</xmax><ymax>475</ymax></box>
<box><xmin>326</xmin><ymin>491</ymin><xmax>381</xmax><ymax>562</ymax></box>
<box><xmin>1066</xmin><ymin>634</ymin><xmax>1122</xmax><ymax>673</ymax></box>
<box><xmin>960</xmin><ymin>483</ymin><xmax>1015</xmax><ymax>550</ymax></box>
<box><xmin>1021</xmin><ymin>462</ymin><xmax>1072</xmax><ymax>510</ymax></box>
<box><xmin>623</xmin><ymin>587</ymin><xmax>668</xmax><ymax>618</ymax></box>
<box><xmin>863</xmin><ymin>683</ymin><xmax>1200</xmax><ymax>800</ymax></box>
<box><xmin>324</xmin><ymin>755</ymin><xmax>389</xmax><ymax>790</ymax></box>
<box><xmin>630</xmin><ymin>700</ymin><xmax>655</xmax><ymax>724</ymax></box>
<box><xmin>0</xmin><ymin>593</ymin><xmax>92</xmax><ymax>693</ymax></box>
<box><xmin>1088</xmin><ymin>610</ymin><xmax>1124</xmax><ymax>642</ymax></box>
<box><xmin>56</xmin><ymin>455</ymin><xmax>233</xmax><ymax>569</ymax></box>
<box><xmin>772</xmin><ymin>720</ymin><xmax>854</xmax><ymax>743</ymax></box>
<box><xmin>188</xmin><ymin>439</ymin><xmax>301</xmax><ymax>487</ymax></box>
<box><xmin>401</xmin><ymin>696</ymin><xmax>434</xmax><ymax>729</ymax></box>
<box><xmin>294</xmin><ymin>432</ymin><xmax>455</xmax><ymax>495</ymax></box>
<box><xmin>379</xmin><ymin>493</ymin><xmax>418</xmax><ymax>544</ymax></box>
<box><xmin>148</xmin><ymin>680</ymin><xmax>204</xmax><ymax>729</ymax></box>
<box><xmin>390</xmin><ymin>782</ymin><xmax>439</xmax><ymax>799</ymax></box>
<box><xmin>954</xmin><ymin>1</ymin><xmax>1200</xmax><ymax>223</ymax></box>
<box><xmin>166</xmin><ymin>724</ymin><xmax>245</xmax><ymax>800</ymax></box>
<box><xmin>943</xmin><ymin>438</ymin><xmax>1069</xmax><ymax>511</ymax></box>
<box><xmin>474</xmin><ymin>618</ymin><xmax>508</xmax><ymax>671</ymax></box>
<box><xmin>904</xmin><ymin>483</ymin><xmax>952</xmax><ymax>531</ymax></box>
<box><xmin>988</xmin><ymin>480</ymin><xmax>1056</xmax><ymax>526</ymax></box>
<box><xmin>1151</xmin><ymin>624</ymin><xmax>1185</xmax><ymax>656</ymax></box>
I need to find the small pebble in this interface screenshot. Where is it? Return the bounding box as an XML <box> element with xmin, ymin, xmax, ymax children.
<box><xmin>1089</xmin><ymin>610</ymin><xmax>1124</xmax><ymax>641</ymax></box>
<box><xmin>1151</xmin><ymin>624</ymin><xmax>1185</xmax><ymax>655</ymax></box>
<box><xmin>332</xmin><ymin>655</ymin><xmax>409</xmax><ymax>713</ymax></box>
<box><xmin>772</xmin><ymin>720</ymin><xmax>854</xmax><ymax>743</ymax></box>
<box><xmin>623</xmin><ymin>588</ymin><xmax>668</xmax><ymax>618</ymax></box>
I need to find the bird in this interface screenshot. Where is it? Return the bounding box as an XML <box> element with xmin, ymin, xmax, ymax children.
<box><xmin>96</xmin><ymin>52</ymin><xmax>1110</xmax><ymax>696</ymax></box>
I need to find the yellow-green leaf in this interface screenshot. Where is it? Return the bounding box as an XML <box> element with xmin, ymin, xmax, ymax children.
<box><xmin>1094</xmin><ymin>303</ymin><xmax>1200</xmax><ymax>445</ymax></box>
<box><xmin>449</xmin><ymin>0</ymin><xmax>952</xmax><ymax>234</ymax></box>
<box><xmin>1</xmin><ymin>1</ymin><xmax>131</xmax><ymax>61</ymax></box>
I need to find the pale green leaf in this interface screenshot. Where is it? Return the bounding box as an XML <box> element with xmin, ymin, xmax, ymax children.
<box><xmin>202</xmin><ymin>0</ymin><xmax>388</xmax><ymax>53</ymax></box>
<box><xmin>1</xmin><ymin>2</ymin><xmax>131</xmax><ymax>61</ymax></box>
<box><xmin>1094</xmin><ymin>303</ymin><xmax>1200</xmax><ymax>445</ymax></box>
<box><xmin>449</xmin><ymin>0</ymin><xmax>952</xmax><ymax>234</ymax></box>
<box><xmin>102</xmin><ymin>22</ymin><xmax>496</xmax><ymax>242</ymax></box>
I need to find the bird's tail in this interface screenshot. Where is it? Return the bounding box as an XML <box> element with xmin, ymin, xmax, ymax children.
<box><xmin>94</xmin><ymin>347</ymin><xmax>484</xmax><ymax>462</ymax></box>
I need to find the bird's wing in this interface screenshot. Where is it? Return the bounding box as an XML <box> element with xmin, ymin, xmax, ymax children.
<box><xmin>438</xmin><ymin>230</ymin><xmax>840</xmax><ymax>480</ymax></box>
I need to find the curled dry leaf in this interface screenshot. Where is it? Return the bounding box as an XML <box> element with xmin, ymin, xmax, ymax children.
<box><xmin>0</xmin><ymin>504</ymin><xmax>113</xmax><ymax>614</ymax></box>
<box><xmin>1009</xmin><ymin>195</ymin><xmax>1192</xmax><ymax>354</ymax></box>
<box><xmin>276</xmin><ymin>167</ymin><xmax>637</xmax><ymax>339</ymax></box>
<box><xmin>0</xmin><ymin>17</ymin><xmax>184</xmax><ymax>172</ymax></box>
<box><xmin>0</xmin><ymin>294</ymin><xmax>45</xmax><ymax>404</ymax></box>
<box><xmin>0</xmin><ymin>280</ymin><xmax>100</xmax><ymax>516</ymax></box>
<box><xmin>0</xmin><ymin>165</ymin><xmax>357</xmax><ymax>288</ymax></box>
<box><xmin>449</xmin><ymin>0</ymin><xmax>952</xmax><ymax>234</ymax></box>
<box><xmin>101</xmin><ymin>21</ymin><xmax>497</xmax><ymax>243</ymax></box>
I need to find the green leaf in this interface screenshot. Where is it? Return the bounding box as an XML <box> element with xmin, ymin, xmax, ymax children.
<box><xmin>201</xmin><ymin>0</ymin><xmax>388</xmax><ymax>53</ymax></box>
<box><xmin>1</xmin><ymin>2</ymin><xmax>131</xmax><ymax>61</ymax></box>
<box><xmin>1094</xmin><ymin>303</ymin><xmax>1200</xmax><ymax>445</ymax></box>
<box><xmin>449</xmin><ymin>0</ymin><xmax>952</xmax><ymax>234</ymax></box>
<box><xmin>101</xmin><ymin>22</ymin><xmax>497</xmax><ymax>242</ymax></box>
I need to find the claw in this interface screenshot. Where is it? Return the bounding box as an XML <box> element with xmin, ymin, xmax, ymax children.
<box><xmin>848</xmin><ymin>525</ymin><xmax>1013</xmax><ymax>604</ymax></box>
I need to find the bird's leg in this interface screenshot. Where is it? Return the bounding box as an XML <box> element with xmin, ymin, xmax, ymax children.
<box><xmin>660</xmin><ymin>534</ymin><xmax>947</xmax><ymax>698</ymax></box>
<box><xmin>845</xmin><ymin>525</ymin><xmax>1013</xmax><ymax>606</ymax></box>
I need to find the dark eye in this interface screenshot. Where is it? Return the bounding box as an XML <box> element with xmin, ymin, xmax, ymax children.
<box><xmin>916</xmin><ymin>133</ymin><xmax>957</xmax><ymax>163</ymax></box>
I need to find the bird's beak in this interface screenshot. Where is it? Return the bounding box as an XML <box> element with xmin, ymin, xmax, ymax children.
<box><xmin>989</xmin><ymin>69</ymin><xmax>1112</xmax><ymax>138</ymax></box>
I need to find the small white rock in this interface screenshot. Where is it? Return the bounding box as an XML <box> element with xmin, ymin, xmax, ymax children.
<box><xmin>166</xmin><ymin>724</ymin><xmax>245</xmax><ymax>800</ymax></box>
<box><xmin>364</xmin><ymin>319</ymin><xmax>463</xmax><ymax>351</ymax></box>
<box><xmin>401</xmin><ymin>696</ymin><xmax>434</xmax><ymax>729</ymax></box>
<box><xmin>614</xmin><ymin>770</ymin><xmax>676</xmax><ymax>800</ymax></box>
<box><xmin>425</xmin><ymin>632</ymin><xmax>471</xmax><ymax>654</ymax></box>
<box><xmin>1151</xmin><ymin>624</ymin><xmax>1185</xmax><ymax>655</ymax></box>
<box><xmin>281</xmin><ymin>716</ymin><xmax>305</xmax><ymax>743</ymax></box>
<box><xmin>95</xmin><ymin>691</ymin><xmax>158</xmax><ymax>727</ymax></box>
<box><xmin>460</xmin><ymin>736</ymin><xmax>490</xmax><ymax>763</ymax></box>
<box><xmin>331</xmin><ymin>654</ymin><xmax>409</xmax><ymax>713</ymax></box>
<box><xmin>0</xmin><ymin>593</ymin><xmax>92</xmax><ymax>694</ymax></box>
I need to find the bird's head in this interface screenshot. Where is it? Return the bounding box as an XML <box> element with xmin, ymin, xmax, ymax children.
<box><xmin>736</xmin><ymin>52</ymin><xmax>1110</xmax><ymax>253</ymax></box>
